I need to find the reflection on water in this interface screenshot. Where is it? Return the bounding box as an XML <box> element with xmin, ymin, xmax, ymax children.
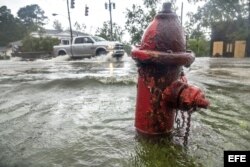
<box><xmin>0</xmin><ymin>56</ymin><xmax>250</xmax><ymax>167</ymax></box>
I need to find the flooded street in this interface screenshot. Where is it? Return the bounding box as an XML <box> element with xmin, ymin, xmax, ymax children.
<box><xmin>0</xmin><ymin>56</ymin><xmax>250</xmax><ymax>167</ymax></box>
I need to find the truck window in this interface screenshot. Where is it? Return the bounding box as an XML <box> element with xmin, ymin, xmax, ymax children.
<box><xmin>75</xmin><ymin>37</ymin><xmax>93</xmax><ymax>44</ymax></box>
<box><xmin>75</xmin><ymin>37</ymin><xmax>84</xmax><ymax>44</ymax></box>
<box><xmin>83</xmin><ymin>37</ymin><xmax>93</xmax><ymax>43</ymax></box>
<box><xmin>92</xmin><ymin>36</ymin><xmax>106</xmax><ymax>42</ymax></box>
<box><xmin>62</xmin><ymin>40</ymin><xmax>69</xmax><ymax>45</ymax></box>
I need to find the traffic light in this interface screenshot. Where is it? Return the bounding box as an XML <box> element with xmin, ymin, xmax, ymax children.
<box><xmin>105</xmin><ymin>3</ymin><xmax>108</xmax><ymax>9</ymax></box>
<box><xmin>71</xmin><ymin>0</ymin><xmax>75</xmax><ymax>8</ymax></box>
<box><xmin>85</xmin><ymin>6</ymin><xmax>89</xmax><ymax>16</ymax></box>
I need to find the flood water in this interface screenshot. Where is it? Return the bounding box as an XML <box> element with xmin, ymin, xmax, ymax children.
<box><xmin>0</xmin><ymin>55</ymin><xmax>249</xmax><ymax>167</ymax></box>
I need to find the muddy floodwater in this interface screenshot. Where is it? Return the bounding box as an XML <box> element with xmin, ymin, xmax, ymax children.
<box><xmin>0</xmin><ymin>56</ymin><xmax>250</xmax><ymax>167</ymax></box>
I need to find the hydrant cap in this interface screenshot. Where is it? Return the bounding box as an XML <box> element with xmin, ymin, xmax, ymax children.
<box><xmin>132</xmin><ymin>3</ymin><xmax>195</xmax><ymax>66</ymax></box>
<box><xmin>160</xmin><ymin>2</ymin><xmax>172</xmax><ymax>13</ymax></box>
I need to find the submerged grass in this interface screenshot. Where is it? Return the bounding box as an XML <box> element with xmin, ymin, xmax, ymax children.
<box><xmin>130</xmin><ymin>137</ymin><xmax>203</xmax><ymax>167</ymax></box>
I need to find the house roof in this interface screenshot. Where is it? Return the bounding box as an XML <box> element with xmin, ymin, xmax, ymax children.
<box><xmin>30</xmin><ymin>29</ymin><xmax>89</xmax><ymax>38</ymax></box>
<box><xmin>44</xmin><ymin>29</ymin><xmax>62</xmax><ymax>35</ymax></box>
<box><xmin>59</xmin><ymin>30</ymin><xmax>88</xmax><ymax>36</ymax></box>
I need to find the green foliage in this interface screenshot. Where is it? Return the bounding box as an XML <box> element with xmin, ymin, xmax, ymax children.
<box><xmin>0</xmin><ymin>4</ymin><xmax>48</xmax><ymax>46</ymax></box>
<box><xmin>186</xmin><ymin>21</ymin><xmax>210</xmax><ymax>57</ymax></box>
<box><xmin>123</xmin><ymin>43</ymin><xmax>132</xmax><ymax>56</ymax></box>
<box><xmin>0</xmin><ymin>55</ymin><xmax>10</xmax><ymax>60</ymax></box>
<box><xmin>21</xmin><ymin>36</ymin><xmax>59</xmax><ymax>52</ymax></box>
<box><xmin>186</xmin><ymin>0</ymin><xmax>249</xmax><ymax>40</ymax></box>
<box><xmin>143</xmin><ymin>0</ymin><xmax>161</xmax><ymax>8</ymax></box>
<box><xmin>125</xmin><ymin>4</ymin><xmax>156</xmax><ymax>44</ymax></box>
<box><xmin>191</xmin><ymin>0</ymin><xmax>249</xmax><ymax>25</ymax></box>
<box><xmin>17</xmin><ymin>4</ymin><xmax>48</xmax><ymax>33</ymax></box>
<box><xmin>95</xmin><ymin>21</ymin><xmax>124</xmax><ymax>41</ymax></box>
<box><xmin>130</xmin><ymin>138</ymin><xmax>203</xmax><ymax>167</ymax></box>
<box><xmin>187</xmin><ymin>38</ymin><xmax>210</xmax><ymax>57</ymax></box>
<box><xmin>212</xmin><ymin>19</ymin><xmax>249</xmax><ymax>41</ymax></box>
<box><xmin>74</xmin><ymin>21</ymin><xmax>86</xmax><ymax>33</ymax></box>
<box><xmin>53</xmin><ymin>20</ymin><xmax>63</xmax><ymax>32</ymax></box>
<box><xmin>0</xmin><ymin>6</ymin><xmax>26</xmax><ymax>46</ymax></box>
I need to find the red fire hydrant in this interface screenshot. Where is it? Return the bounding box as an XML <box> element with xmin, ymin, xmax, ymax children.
<box><xmin>132</xmin><ymin>3</ymin><xmax>209</xmax><ymax>135</ymax></box>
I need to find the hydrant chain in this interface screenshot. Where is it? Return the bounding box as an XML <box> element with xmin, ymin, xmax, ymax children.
<box><xmin>181</xmin><ymin>110</ymin><xmax>185</xmax><ymax>128</ymax></box>
<box><xmin>175</xmin><ymin>110</ymin><xmax>181</xmax><ymax>129</ymax></box>
<box><xmin>175</xmin><ymin>109</ymin><xmax>186</xmax><ymax>130</ymax></box>
<box><xmin>183</xmin><ymin>108</ymin><xmax>194</xmax><ymax>147</ymax></box>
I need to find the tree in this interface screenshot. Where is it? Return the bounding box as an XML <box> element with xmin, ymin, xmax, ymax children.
<box><xmin>184</xmin><ymin>0</ymin><xmax>249</xmax><ymax>56</ymax></box>
<box><xmin>95</xmin><ymin>21</ymin><xmax>124</xmax><ymax>41</ymax></box>
<box><xmin>188</xmin><ymin>0</ymin><xmax>249</xmax><ymax>25</ymax></box>
<box><xmin>17</xmin><ymin>4</ymin><xmax>48</xmax><ymax>33</ymax></box>
<box><xmin>187</xmin><ymin>37</ymin><xmax>210</xmax><ymax>57</ymax></box>
<box><xmin>186</xmin><ymin>0</ymin><xmax>249</xmax><ymax>39</ymax></box>
<box><xmin>53</xmin><ymin>20</ymin><xmax>63</xmax><ymax>32</ymax></box>
<box><xmin>125</xmin><ymin>3</ymin><xmax>156</xmax><ymax>44</ymax></box>
<box><xmin>125</xmin><ymin>5</ymin><xmax>151</xmax><ymax>44</ymax></box>
<box><xmin>0</xmin><ymin>6</ymin><xmax>26</xmax><ymax>46</ymax></box>
<box><xmin>74</xmin><ymin>21</ymin><xmax>86</xmax><ymax>33</ymax></box>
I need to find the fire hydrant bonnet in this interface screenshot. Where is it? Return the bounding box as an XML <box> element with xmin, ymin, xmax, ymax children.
<box><xmin>132</xmin><ymin>3</ymin><xmax>195</xmax><ymax>67</ymax></box>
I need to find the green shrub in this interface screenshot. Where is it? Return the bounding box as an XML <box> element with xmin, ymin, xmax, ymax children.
<box><xmin>123</xmin><ymin>43</ymin><xmax>132</xmax><ymax>56</ymax></box>
<box><xmin>21</xmin><ymin>36</ymin><xmax>60</xmax><ymax>52</ymax></box>
<box><xmin>0</xmin><ymin>55</ymin><xmax>10</xmax><ymax>60</ymax></box>
<box><xmin>187</xmin><ymin>38</ymin><xmax>210</xmax><ymax>57</ymax></box>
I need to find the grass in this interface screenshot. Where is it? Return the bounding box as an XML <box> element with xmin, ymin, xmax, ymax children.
<box><xmin>130</xmin><ymin>136</ymin><xmax>203</xmax><ymax>167</ymax></box>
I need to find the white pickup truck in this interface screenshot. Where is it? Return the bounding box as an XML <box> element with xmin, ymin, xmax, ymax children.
<box><xmin>53</xmin><ymin>36</ymin><xmax>125</xmax><ymax>58</ymax></box>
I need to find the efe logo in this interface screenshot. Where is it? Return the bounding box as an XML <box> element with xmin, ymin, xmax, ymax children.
<box><xmin>228</xmin><ymin>155</ymin><xmax>246</xmax><ymax>162</ymax></box>
<box><xmin>224</xmin><ymin>151</ymin><xmax>250</xmax><ymax>167</ymax></box>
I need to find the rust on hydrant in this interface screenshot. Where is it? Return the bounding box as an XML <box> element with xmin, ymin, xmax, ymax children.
<box><xmin>132</xmin><ymin>3</ymin><xmax>209</xmax><ymax>135</ymax></box>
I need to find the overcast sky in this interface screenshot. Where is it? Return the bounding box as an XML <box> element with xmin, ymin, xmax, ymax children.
<box><xmin>0</xmin><ymin>0</ymin><xmax>200</xmax><ymax>41</ymax></box>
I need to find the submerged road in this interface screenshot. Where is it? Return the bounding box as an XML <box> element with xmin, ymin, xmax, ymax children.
<box><xmin>0</xmin><ymin>56</ymin><xmax>250</xmax><ymax>167</ymax></box>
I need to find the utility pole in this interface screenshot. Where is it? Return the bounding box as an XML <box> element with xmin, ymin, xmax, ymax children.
<box><xmin>67</xmin><ymin>0</ymin><xmax>73</xmax><ymax>44</ymax></box>
<box><xmin>181</xmin><ymin>2</ymin><xmax>183</xmax><ymax>26</ymax></box>
<box><xmin>67</xmin><ymin>0</ymin><xmax>73</xmax><ymax>56</ymax></box>
<box><xmin>180</xmin><ymin>2</ymin><xmax>187</xmax><ymax>49</ymax></box>
<box><xmin>248</xmin><ymin>0</ymin><xmax>250</xmax><ymax>57</ymax></box>
<box><xmin>109</xmin><ymin>0</ymin><xmax>113</xmax><ymax>40</ymax></box>
<box><xmin>105</xmin><ymin>0</ymin><xmax>115</xmax><ymax>40</ymax></box>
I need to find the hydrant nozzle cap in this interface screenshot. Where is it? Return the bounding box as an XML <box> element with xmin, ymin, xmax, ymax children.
<box><xmin>161</xmin><ymin>2</ymin><xmax>172</xmax><ymax>13</ymax></box>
